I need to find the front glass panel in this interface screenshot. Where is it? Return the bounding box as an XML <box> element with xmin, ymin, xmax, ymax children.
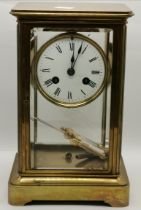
<box><xmin>30</xmin><ymin>28</ymin><xmax>113</xmax><ymax>172</ymax></box>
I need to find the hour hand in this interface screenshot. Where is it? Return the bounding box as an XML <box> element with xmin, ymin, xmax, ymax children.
<box><xmin>71</xmin><ymin>51</ymin><xmax>75</xmax><ymax>66</ymax></box>
<box><xmin>70</xmin><ymin>41</ymin><xmax>75</xmax><ymax>67</ymax></box>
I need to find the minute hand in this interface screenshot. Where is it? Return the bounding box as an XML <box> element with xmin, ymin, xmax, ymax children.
<box><xmin>72</xmin><ymin>42</ymin><xmax>83</xmax><ymax>68</ymax></box>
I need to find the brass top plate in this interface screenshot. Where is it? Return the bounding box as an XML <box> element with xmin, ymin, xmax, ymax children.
<box><xmin>11</xmin><ymin>2</ymin><xmax>133</xmax><ymax>19</ymax></box>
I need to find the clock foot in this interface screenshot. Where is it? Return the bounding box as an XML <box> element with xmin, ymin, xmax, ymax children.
<box><xmin>8</xmin><ymin>154</ymin><xmax>129</xmax><ymax>207</ymax></box>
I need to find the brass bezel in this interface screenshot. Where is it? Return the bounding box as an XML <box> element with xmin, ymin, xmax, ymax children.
<box><xmin>32</xmin><ymin>32</ymin><xmax>109</xmax><ymax>108</ymax></box>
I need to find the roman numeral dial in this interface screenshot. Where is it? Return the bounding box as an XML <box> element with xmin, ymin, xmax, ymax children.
<box><xmin>56</xmin><ymin>45</ymin><xmax>62</xmax><ymax>53</ymax></box>
<box><xmin>36</xmin><ymin>33</ymin><xmax>108</xmax><ymax>108</ymax></box>
<box><xmin>68</xmin><ymin>91</ymin><xmax>72</xmax><ymax>100</ymax></box>
<box><xmin>54</xmin><ymin>87</ymin><xmax>61</xmax><ymax>96</ymax></box>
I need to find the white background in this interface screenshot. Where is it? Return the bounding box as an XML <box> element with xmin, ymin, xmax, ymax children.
<box><xmin>0</xmin><ymin>0</ymin><xmax>141</xmax><ymax>209</ymax></box>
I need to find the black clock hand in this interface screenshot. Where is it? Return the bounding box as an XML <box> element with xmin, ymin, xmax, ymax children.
<box><xmin>72</xmin><ymin>41</ymin><xmax>83</xmax><ymax>68</ymax></box>
<box><xmin>70</xmin><ymin>40</ymin><xmax>75</xmax><ymax>67</ymax></box>
<box><xmin>67</xmin><ymin>41</ymin><xmax>75</xmax><ymax>76</ymax></box>
<box><xmin>67</xmin><ymin>41</ymin><xmax>83</xmax><ymax>76</ymax></box>
<box><xmin>67</xmin><ymin>52</ymin><xmax>75</xmax><ymax>75</ymax></box>
<box><xmin>71</xmin><ymin>50</ymin><xmax>75</xmax><ymax>68</ymax></box>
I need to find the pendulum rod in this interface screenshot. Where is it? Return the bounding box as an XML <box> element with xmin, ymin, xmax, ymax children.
<box><xmin>31</xmin><ymin>117</ymin><xmax>108</xmax><ymax>160</ymax></box>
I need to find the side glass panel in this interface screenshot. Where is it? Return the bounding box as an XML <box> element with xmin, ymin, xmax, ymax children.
<box><xmin>30</xmin><ymin>28</ymin><xmax>113</xmax><ymax>172</ymax></box>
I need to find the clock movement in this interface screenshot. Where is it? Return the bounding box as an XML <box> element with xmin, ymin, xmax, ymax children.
<box><xmin>9</xmin><ymin>2</ymin><xmax>133</xmax><ymax>206</ymax></box>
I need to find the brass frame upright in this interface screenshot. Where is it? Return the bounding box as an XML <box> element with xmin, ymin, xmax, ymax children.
<box><xmin>9</xmin><ymin>3</ymin><xmax>133</xmax><ymax>206</ymax></box>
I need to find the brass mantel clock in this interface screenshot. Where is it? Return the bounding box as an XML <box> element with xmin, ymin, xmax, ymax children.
<box><xmin>9</xmin><ymin>2</ymin><xmax>133</xmax><ymax>206</ymax></box>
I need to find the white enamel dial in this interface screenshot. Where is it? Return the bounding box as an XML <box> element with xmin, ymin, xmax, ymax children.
<box><xmin>35</xmin><ymin>33</ymin><xmax>108</xmax><ymax>107</ymax></box>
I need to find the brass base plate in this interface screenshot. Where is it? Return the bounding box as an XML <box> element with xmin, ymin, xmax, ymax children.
<box><xmin>8</xmin><ymin>154</ymin><xmax>129</xmax><ymax>206</ymax></box>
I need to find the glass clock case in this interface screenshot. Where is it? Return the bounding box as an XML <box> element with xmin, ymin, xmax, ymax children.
<box><xmin>9</xmin><ymin>2</ymin><xmax>133</xmax><ymax>206</ymax></box>
<box><xmin>30</xmin><ymin>29</ymin><xmax>112</xmax><ymax>172</ymax></box>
